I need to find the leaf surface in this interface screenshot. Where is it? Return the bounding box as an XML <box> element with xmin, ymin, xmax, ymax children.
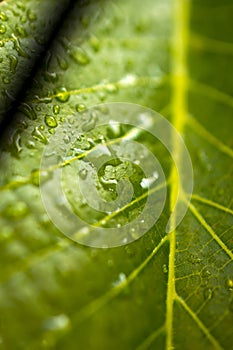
<box><xmin>0</xmin><ymin>0</ymin><xmax>232</xmax><ymax>349</ymax></box>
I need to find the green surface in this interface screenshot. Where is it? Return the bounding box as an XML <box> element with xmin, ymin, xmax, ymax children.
<box><xmin>0</xmin><ymin>0</ymin><xmax>233</xmax><ymax>349</ymax></box>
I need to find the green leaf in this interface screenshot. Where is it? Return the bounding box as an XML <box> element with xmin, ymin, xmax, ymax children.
<box><xmin>0</xmin><ymin>0</ymin><xmax>232</xmax><ymax>349</ymax></box>
<box><xmin>0</xmin><ymin>0</ymin><xmax>70</xmax><ymax>122</ymax></box>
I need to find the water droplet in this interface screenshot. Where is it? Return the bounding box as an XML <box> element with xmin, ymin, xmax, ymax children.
<box><xmin>89</xmin><ymin>35</ymin><xmax>100</xmax><ymax>52</ymax></box>
<box><xmin>0</xmin><ymin>11</ymin><xmax>8</xmax><ymax>21</ymax></box>
<box><xmin>106</xmin><ymin>84</ymin><xmax>118</xmax><ymax>93</ymax></box>
<box><xmin>32</xmin><ymin>127</ymin><xmax>48</xmax><ymax>144</ymax></box>
<box><xmin>201</xmin><ymin>267</ymin><xmax>211</xmax><ymax>279</ymax></box>
<box><xmin>19</xmin><ymin>102</ymin><xmax>36</xmax><ymax>120</ymax></box>
<box><xmin>0</xmin><ymin>24</ymin><xmax>6</xmax><ymax>34</ymax></box>
<box><xmin>162</xmin><ymin>264</ymin><xmax>168</xmax><ymax>274</ymax></box>
<box><xmin>70</xmin><ymin>47</ymin><xmax>90</xmax><ymax>65</ymax></box>
<box><xmin>25</xmin><ymin>140</ymin><xmax>35</xmax><ymax>149</ymax></box>
<box><xmin>53</xmin><ymin>105</ymin><xmax>60</xmax><ymax>115</ymax></box>
<box><xmin>42</xmin><ymin>314</ymin><xmax>70</xmax><ymax>332</ymax></box>
<box><xmin>44</xmin><ymin>71</ymin><xmax>58</xmax><ymax>83</ymax></box>
<box><xmin>113</xmin><ymin>273</ymin><xmax>126</xmax><ymax>287</ymax></box>
<box><xmin>4</xmin><ymin>202</ymin><xmax>29</xmax><ymax>219</ymax></box>
<box><xmin>2</xmin><ymin>76</ymin><xmax>10</xmax><ymax>84</ymax></box>
<box><xmin>188</xmin><ymin>253</ymin><xmax>202</xmax><ymax>264</ymax></box>
<box><xmin>27</xmin><ymin>9</ymin><xmax>37</xmax><ymax>21</ymax></box>
<box><xmin>15</xmin><ymin>24</ymin><xmax>27</xmax><ymax>37</ymax></box>
<box><xmin>30</xmin><ymin>169</ymin><xmax>50</xmax><ymax>186</ymax></box>
<box><xmin>55</xmin><ymin>87</ymin><xmax>70</xmax><ymax>103</ymax></box>
<box><xmin>76</xmin><ymin>103</ymin><xmax>86</xmax><ymax>113</ymax></box>
<box><xmin>226</xmin><ymin>278</ymin><xmax>233</xmax><ymax>291</ymax></box>
<box><xmin>78</xmin><ymin>168</ymin><xmax>88</xmax><ymax>180</ymax></box>
<box><xmin>63</xmin><ymin>134</ymin><xmax>71</xmax><ymax>144</ymax></box>
<box><xmin>20</xmin><ymin>15</ymin><xmax>27</xmax><ymax>23</ymax></box>
<box><xmin>57</xmin><ymin>57</ymin><xmax>68</xmax><ymax>70</ymax></box>
<box><xmin>11</xmin><ymin>34</ymin><xmax>29</xmax><ymax>58</ymax></box>
<box><xmin>8</xmin><ymin>54</ymin><xmax>18</xmax><ymax>73</ymax></box>
<box><xmin>203</xmin><ymin>288</ymin><xmax>213</xmax><ymax>300</ymax></box>
<box><xmin>44</xmin><ymin>115</ymin><xmax>57</xmax><ymax>128</ymax></box>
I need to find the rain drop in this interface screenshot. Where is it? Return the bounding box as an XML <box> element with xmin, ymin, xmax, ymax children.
<box><xmin>44</xmin><ymin>115</ymin><xmax>57</xmax><ymax>128</ymax></box>
<box><xmin>70</xmin><ymin>47</ymin><xmax>90</xmax><ymax>65</ymax></box>
<box><xmin>78</xmin><ymin>168</ymin><xmax>88</xmax><ymax>180</ymax></box>
<box><xmin>203</xmin><ymin>288</ymin><xmax>213</xmax><ymax>300</ymax></box>
<box><xmin>19</xmin><ymin>102</ymin><xmax>36</xmax><ymax>120</ymax></box>
<box><xmin>8</xmin><ymin>54</ymin><xmax>18</xmax><ymax>73</ymax></box>
<box><xmin>32</xmin><ymin>127</ymin><xmax>48</xmax><ymax>144</ymax></box>
<box><xmin>0</xmin><ymin>24</ymin><xmax>6</xmax><ymax>34</ymax></box>
<box><xmin>15</xmin><ymin>24</ymin><xmax>27</xmax><ymax>37</ymax></box>
<box><xmin>4</xmin><ymin>202</ymin><xmax>29</xmax><ymax>219</ymax></box>
<box><xmin>42</xmin><ymin>314</ymin><xmax>70</xmax><ymax>332</ymax></box>
<box><xmin>76</xmin><ymin>103</ymin><xmax>86</xmax><ymax>113</ymax></box>
<box><xmin>55</xmin><ymin>87</ymin><xmax>70</xmax><ymax>103</ymax></box>
<box><xmin>162</xmin><ymin>264</ymin><xmax>168</xmax><ymax>274</ymax></box>
<box><xmin>11</xmin><ymin>34</ymin><xmax>29</xmax><ymax>58</ymax></box>
<box><xmin>113</xmin><ymin>273</ymin><xmax>126</xmax><ymax>287</ymax></box>
<box><xmin>0</xmin><ymin>11</ymin><xmax>8</xmax><ymax>21</ymax></box>
<box><xmin>27</xmin><ymin>9</ymin><xmax>37</xmax><ymax>21</ymax></box>
<box><xmin>89</xmin><ymin>35</ymin><xmax>100</xmax><ymax>52</ymax></box>
<box><xmin>53</xmin><ymin>105</ymin><xmax>60</xmax><ymax>115</ymax></box>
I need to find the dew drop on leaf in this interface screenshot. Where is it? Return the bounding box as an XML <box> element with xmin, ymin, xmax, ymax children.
<box><xmin>15</xmin><ymin>24</ymin><xmax>27</xmax><ymax>37</ymax></box>
<box><xmin>30</xmin><ymin>169</ymin><xmax>51</xmax><ymax>186</ymax></box>
<box><xmin>42</xmin><ymin>314</ymin><xmax>70</xmax><ymax>332</ymax></box>
<box><xmin>78</xmin><ymin>168</ymin><xmax>88</xmax><ymax>180</ymax></box>
<box><xmin>69</xmin><ymin>47</ymin><xmax>90</xmax><ymax>65</ymax></box>
<box><xmin>2</xmin><ymin>76</ymin><xmax>10</xmax><ymax>84</ymax></box>
<box><xmin>11</xmin><ymin>34</ymin><xmax>29</xmax><ymax>58</ymax></box>
<box><xmin>203</xmin><ymin>288</ymin><xmax>213</xmax><ymax>300</ymax></box>
<box><xmin>32</xmin><ymin>127</ymin><xmax>48</xmax><ymax>144</ymax></box>
<box><xmin>226</xmin><ymin>278</ymin><xmax>233</xmax><ymax>291</ymax></box>
<box><xmin>76</xmin><ymin>103</ymin><xmax>86</xmax><ymax>113</ymax></box>
<box><xmin>113</xmin><ymin>273</ymin><xmax>127</xmax><ymax>287</ymax></box>
<box><xmin>55</xmin><ymin>87</ymin><xmax>70</xmax><ymax>103</ymax></box>
<box><xmin>106</xmin><ymin>84</ymin><xmax>118</xmax><ymax>93</ymax></box>
<box><xmin>0</xmin><ymin>11</ymin><xmax>8</xmax><ymax>21</ymax></box>
<box><xmin>19</xmin><ymin>102</ymin><xmax>36</xmax><ymax>120</ymax></box>
<box><xmin>8</xmin><ymin>54</ymin><xmax>18</xmax><ymax>73</ymax></box>
<box><xmin>89</xmin><ymin>35</ymin><xmax>100</xmax><ymax>52</ymax></box>
<box><xmin>57</xmin><ymin>56</ymin><xmax>68</xmax><ymax>70</ymax></box>
<box><xmin>53</xmin><ymin>105</ymin><xmax>60</xmax><ymax>115</ymax></box>
<box><xmin>27</xmin><ymin>9</ymin><xmax>37</xmax><ymax>21</ymax></box>
<box><xmin>162</xmin><ymin>264</ymin><xmax>168</xmax><ymax>274</ymax></box>
<box><xmin>4</xmin><ymin>202</ymin><xmax>29</xmax><ymax>220</ymax></box>
<box><xmin>0</xmin><ymin>24</ymin><xmax>6</xmax><ymax>34</ymax></box>
<box><xmin>44</xmin><ymin>115</ymin><xmax>58</xmax><ymax>128</ymax></box>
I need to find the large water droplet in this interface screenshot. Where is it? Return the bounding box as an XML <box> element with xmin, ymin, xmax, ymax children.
<box><xmin>8</xmin><ymin>54</ymin><xmax>18</xmax><ymax>73</ymax></box>
<box><xmin>15</xmin><ymin>24</ymin><xmax>27</xmax><ymax>37</ymax></box>
<box><xmin>55</xmin><ymin>87</ymin><xmax>70</xmax><ymax>103</ymax></box>
<box><xmin>19</xmin><ymin>102</ymin><xmax>36</xmax><ymax>120</ymax></box>
<box><xmin>0</xmin><ymin>24</ymin><xmax>6</xmax><ymax>34</ymax></box>
<box><xmin>203</xmin><ymin>287</ymin><xmax>213</xmax><ymax>300</ymax></box>
<box><xmin>45</xmin><ymin>115</ymin><xmax>57</xmax><ymax>128</ymax></box>
<box><xmin>113</xmin><ymin>273</ymin><xmax>127</xmax><ymax>287</ymax></box>
<box><xmin>89</xmin><ymin>35</ymin><xmax>100</xmax><ymax>52</ymax></box>
<box><xmin>42</xmin><ymin>314</ymin><xmax>70</xmax><ymax>332</ymax></box>
<box><xmin>0</xmin><ymin>11</ymin><xmax>8</xmax><ymax>21</ymax></box>
<box><xmin>76</xmin><ymin>103</ymin><xmax>86</xmax><ymax>113</ymax></box>
<box><xmin>4</xmin><ymin>202</ymin><xmax>29</xmax><ymax>219</ymax></box>
<box><xmin>53</xmin><ymin>105</ymin><xmax>60</xmax><ymax>115</ymax></box>
<box><xmin>70</xmin><ymin>47</ymin><xmax>90</xmax><ymax>65</ymax></box>
<box><xmin>32</xmin><ymin>127</ymin><xmax>48</xmax><ymax>144</ymax></box>
<box><xmin>27</xmin><ymin>9</ymin><xmax>37</xmax><ymax>21</ymax></box>
<box><xmin>11</xmin><ymin>34</ymin><xmax>29</xmax><ymax>58</ymax></box>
